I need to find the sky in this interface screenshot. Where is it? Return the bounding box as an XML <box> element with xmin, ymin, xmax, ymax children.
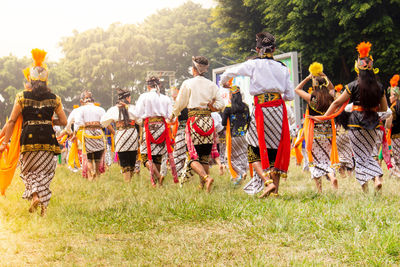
<box><xmin>0</xmin><ymin>0</ymin><xmax>215</xmax><ymax>61</ymax></box>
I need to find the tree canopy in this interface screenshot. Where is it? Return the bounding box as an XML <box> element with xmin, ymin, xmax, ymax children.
<box><xmin>212</xmin><ymin>0</ymin><xmax>400</xmax><ymax>85</ymax></box>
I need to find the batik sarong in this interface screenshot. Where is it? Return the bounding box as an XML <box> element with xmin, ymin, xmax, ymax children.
<box><xmin>19</xmin><ymin>151</ymin><xmax>57</xmax><ymax>207</ymax></box>
<box><xmin>348</xmin><ymin>129</ymin><xmax>383</xmax><ymax>185</ymax></box>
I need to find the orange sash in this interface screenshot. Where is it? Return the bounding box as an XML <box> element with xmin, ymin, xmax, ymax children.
<box><xmin>0</xmin><ymin>115</ymin><xmax>23</xmax><ymax>195</ymax></box>
<box><xmin>226</xmin><ymin>117</ymin><xmax>238</xmax><ymax>178</ymax></box>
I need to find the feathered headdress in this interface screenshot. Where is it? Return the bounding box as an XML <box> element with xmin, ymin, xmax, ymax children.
<box><xmin>354</xmin><ymin>42</ymin><xmax>379</xmax><ymax>74</ymax></box>
<box><xmin>309</xmin><ymin>62</ymin><xmax>323</xmax><ymax>77</ymax></box>
<box><xmin>334</xmin><ymin>84</ymin><xmax>343</xmax><ymax>93</ymax></box>
<box><xmin>28</xmin><ymin>48</ymin><xmax>49</xmax><ymax>82</ymax></box>
<box><xmin>390</xmin><ymin>74</ymin><xmax>400</xmax><ymax>98</ymax></box>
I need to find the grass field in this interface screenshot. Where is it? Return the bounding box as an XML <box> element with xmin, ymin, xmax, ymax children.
<box><xmin>1</xmin><ymin>162</ymin><xmax>400</xmax><ymax>266</ymax></box>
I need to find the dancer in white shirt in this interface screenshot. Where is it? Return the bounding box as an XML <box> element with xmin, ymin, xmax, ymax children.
<box><xmin>74</xmin><ymin>91</ymin><xmax>113</xmax><ymax>180</ymax></box>
<box><xmin>221</xmin><ymin>32</ymin><xmax>294</xmax><ymax>198</ymax></box>
<box><xmin>134</xmin><ymin>76</ymin><xmax>176</xmax><ymax>186</ymax></box>
<box><xmin>101</xmin><ymin>88</ymin><xmax>140</xmax><ymax>182</ymax></box>
<box><xmin>172</xmin><ymin>56</ymin><xmax>225</xmax><ymax>192</ymax></box>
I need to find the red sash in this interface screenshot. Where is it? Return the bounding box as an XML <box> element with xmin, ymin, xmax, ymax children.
<box><xmin>144</xmin><ymin>118</ymin><xmax>178</xmax><ymax>184</ymax></box>
<box><xmin>254</xmin><ymin>96</ymin><xmax>290</xmax><ymax>172</ymax></box>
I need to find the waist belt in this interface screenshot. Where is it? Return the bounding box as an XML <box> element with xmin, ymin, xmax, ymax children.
<box><xmin>255</xmin><ymin>92</ymin><xmax>281</xmax><ymax>104</ymax></box>
<box><xmin>24</xmin><ymin>120</ymin><xmax>52</xmax><ymax>127</ymax></box>
<box><xmin>84</xmin><ymin>122</ymin><xmax>102</xmax><ymax>129</ymax></box>
<box><xmin>352</xmin><ymin>105</ymin><xmax>378</xmax><ymax>112</ymax></box>
<box><xmin>116</xmin><ymin>120</ymin><xmax>135</xmax><ymax>129</ymax></box>
<box><xmin>148</xmin><ymin>117</ymin><xmax>164</xmax><ymax>123</ymax></box>
<box><xmin>188</xmin><ymin>109</ymin><xmax>212</xmax><ymax>117</ymax></box>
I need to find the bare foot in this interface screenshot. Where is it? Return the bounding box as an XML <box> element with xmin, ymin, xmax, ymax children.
<box><xmin>29</xmin><ymin>198</ymin><xmax>40</xmax><ymax>213</ymax></box>
<box><xmin>205</xmin><ymin>177</ymin><xmax>214</xmax><ymax>193</ymax></box>
<box><xmin>40</xmin><ymin>206</ymin><xmax>47</xmax><ymax>217</ymax></box>
<box><xmin>331</xmin><ymin>178</ymin><xmax>338</xmax><ymax>190</ymax></box>
<box><xmin>374</xmin><ymin>177</ymin><xmax>382</xmax><ymax>192</ymax></box>
<box><xmin>258</xmin><ymin>183</ymin><xmax>276</xmax><ymax>198</ymax></box>
<box><xmin>159</xmin><ymin>176</ymin><xmax>165</xmax><ymax>186</ymax></box>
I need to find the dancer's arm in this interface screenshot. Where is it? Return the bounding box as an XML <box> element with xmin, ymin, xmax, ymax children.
<box><xmin>323</xmin><ymin>91</ymin><xmax>350</xmax><ymax>117</ymax></box>
<box><xmin>294</xmin><ymin>74</ymin><xmax>312</xmax><ymax>103</ymax></box>
<box><xmin>0</xmin><ymin>101</ymin><xmax>22</xmax><ymax>151</ymax></box>
<box><xmin>378</xmin><ymin>95</ymin><xmax>388</xmax><ymax>112</ymax></box>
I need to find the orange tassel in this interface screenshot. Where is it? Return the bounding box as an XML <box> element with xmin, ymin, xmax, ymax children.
<box><xmin>31</xmin><ymin>48</ymin><xmax>47</xmax><ymax>67</ymax></box>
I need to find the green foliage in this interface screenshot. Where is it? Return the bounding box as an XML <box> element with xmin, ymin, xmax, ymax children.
<box><xmin>212</xmin><ymin>0</ymin><xmax>400</xmax><ymax>85</ymax></box>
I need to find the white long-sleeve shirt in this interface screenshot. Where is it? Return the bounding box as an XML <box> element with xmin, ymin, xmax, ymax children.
<box><xmin>211</xmin><ymin>112</ymin><xmax>224</xmax><ymax>133</ymax></box>
<box><xmin>173</xmin><ymin>76</ymin><xmax>225</xmax><ymax>117</ymax></box>
<box><xmin>220</xmin><ymin>59</ymin><xmax>294</xmax><ymax>101</ymax></box>
<box><xmin>74</xmin><ymin>103</ymin><xmax>106</xmax><ymax>128</ymax></box>
<box><xmin>64</xmin><ymin>107</ymin><xmax>81</xmax><ymax>134</ymax></box>
<box><xmin>134</xmin><ymin>89</ymin><xmax>172</xmax><ymax>120</ymax></box>
<box><xmin>101</xmin><ymin>105</ymin><xmax>140</xmax><ymax>127</ymax></box>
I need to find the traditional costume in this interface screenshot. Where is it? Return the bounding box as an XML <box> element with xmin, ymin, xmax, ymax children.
<box><xmin>134</xmin><ymin>79</ymin><xmax>177</xmax><ymax>185</ymax></box>
<box><xmin>101</xmin><ymin>89</ymin><xmax>140</xmax><ymax>176</ymax></box>
<box><xmin>172</xmin><ymin>57</ymin><xmax>224</xmax><ymax>189</ymax></box>
<box><xmin>389</xmin><ymin>75</ymin><xmax>400</xmax><ymax>177</ymax></box>
<box><xmin>344</xmin><ymin>42</ymin><xmax>384</xmax><ymax>186</ymax></box>
<box><xmin>174</xmin><ymin>107</ymin><xmax>189</xmax><ymax>180</ymax></box>
<box><xmin>222</xmin><ymin>86</ymin><xmax>250</xmax><ymax>183</ymax></box>
<box><xmin>11</xmin><ymin>49</ymin><xmax>62</xmax><ymax>210</ymax></box>
<box><xmin>74</xmin><ymin>93</ymin><xmax>106</xmax><ymax>179</ymax></box>
<box><xmin>220</xmin><ymin>33</ymin><xmax>294</xmax><ymax>196</ymax></box>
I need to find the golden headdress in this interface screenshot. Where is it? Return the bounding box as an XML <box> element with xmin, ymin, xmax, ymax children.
<box><xmin>354</xmin><ymin>42</ymin><xmax>379</xmax><ymax>74</ymax></box>
<box><xmin>23</xmin><ymin>49</ymin><xmax>49</xmax><ymax>82</ymax></box>
<box><xmin>308</xmin><ymin>62</ymin><xmax>328</xmax><ymax>91</ymax></box>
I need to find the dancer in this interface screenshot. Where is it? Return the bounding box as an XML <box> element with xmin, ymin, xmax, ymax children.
<box><xmin>221</xmin><ymin>32</ymin><xmax>294</xmax><ymax>197</ymax></box>
<box><xmin>171</xmin><ymin>56</ymin><xmax>224</xmax><ymax>192</ymax></box>
<box><xmin>170</xmin><ymin>87</ymin><xmax>189</xmax><ymax>184</ymax></box>
<box><xmin>74</xmin><ymin>91</ymin><xmax>111</xmax><ymax>180</ymax></box>
<box><xmin>386</xmin><ymin>75</ymin><xmax>400</xmax><ymax>178</ymax></box>
<box><xmin>0</xmin><ymin>49</ymin><xmax>67</xmax><ymax>216</ymax></box>
<box><xmin>135</xmin><ymin>76</ymin><xmax>176</xmax><ymax>186</ymax></box>
<box><xmin>101</xmin><ymin>88</ymin><xmax>140</xmax><ymax>182</ymax></box>
<box><xmin>222</xmin><ymin>85</ymin><xmax>250</xmax><ymax>185</ymax></box>
<box><xmin>295</xmin><ymin>62</ymin><xmax>338</xmax><ymax>192</ymax></box>
<box><xmin>316</xmin><ymin>42</ymin><xmax>387</xmax><ymax>193</ymax></box>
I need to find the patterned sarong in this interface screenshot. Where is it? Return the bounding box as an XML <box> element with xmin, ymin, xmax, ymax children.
<box><xmin>174</xmin><ymin>126</ymin><xmax>187</xmax><ymax>177</ymax></box>
<box><xmin>336</xmin><ymin>129</ymin><xmax>354</xmax><ymax>170</ymax></box>
<box><xmin>230</xmin><ymin>136</ymin><xmax>248</xmax><ymax>177</ymax></box>
<box><xmin>348</xmin><ymin>129</ymin><xmax>383</xmax><ymax>185</ymax></box>
<box><xmin>309</xmin><ymin>123</ymin><xmax>335</xmax><ymax>179</ymax></box>
<box><xmin>20</xmin><ymin>151</ymin><xmax>57</xmax><ymax>207</ymax></box>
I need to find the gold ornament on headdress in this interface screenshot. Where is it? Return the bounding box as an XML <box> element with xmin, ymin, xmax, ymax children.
<box><xmin>29</xmin><ymin>48</ymin><xmax>49</xmax><ymax>82</ymax></box>
<box><xmin>354</xmin><ymin>42</ymin><xmax>379</xmax><ymax>74</ymax></box>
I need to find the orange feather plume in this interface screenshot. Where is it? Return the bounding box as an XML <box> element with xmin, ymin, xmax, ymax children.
<box><xmin>334</xmin><ymin>84</ymin><xmax>343</xmax><ymax>93</ymax></box>
<box><xmin>31</xmin><ymin>48</ymin><xmax>47</xmax><ymax>67</ymax></box>
<box><xmin>356</xmin><ymin>42</ymin><xmax>371</xmax><ymax>58</ymax></box>
<box><xmin>390</xmin><ymin>74</ymin><xmax>400</xmax><ymax>88</ymax></box>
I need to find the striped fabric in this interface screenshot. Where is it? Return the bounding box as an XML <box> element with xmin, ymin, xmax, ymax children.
<box><xmin>243</xmin><ymin>173</ymin><xmax>264</xmax><ymax>195</ymax></box>
<box><xmin>246</xmin><ymin>105</ymin><xmax>283</xmax><ymax>149</ymax></box>
<box><xmin>309</xmin><ymin>123</ymin><xmax>335</xmax><ymax>179</ymax></box>
<box><xmin>140</xmin><ymin>121</ymin><xmax>167</xmax><ymax>156</ymax></box>
<box><xmin>336</xmin><ymin>130</ymin><xmax>354</xmax><ymax>169</ymax></box>
<box><xmin>19</xmin><ymin>151</ymin><xmax>57</xmax><ymax>207</ymax></box>
<box><xmin>372</xmin><ymin>129</ymin><xmax>384</xmax><ymax>159</ymax></box>
<box><xmin>84</xmin><ymin>129</ymin><xmax>105</xmax><ymax>154</ymax></box>
<box><xmin>348</xmin><ymin>129</ymin><xmax>383</xmax><ymax>185</ymax></box>
<box><xmin>189</xmin><ymin>115</ymin><xmax>214</xmax><ymax>145</ymax></box>
<box><xmin>174</xmin><ymin>127</ymin><xmax>187</xmax><ymax>177</ymax></box>
<box><xmin>391</xmin><ymin>138</ymin><xmax>400</xmax><ymax>177</ymax></box>
<box><xmin>115</xmin><ymin>128</ymin><xmax>139</xmax><ymax>152</ymax></box>
<box><xmin>230</xmin><ymin>136</ymin><xmax>249</xmax><ymax>176</ymax></box>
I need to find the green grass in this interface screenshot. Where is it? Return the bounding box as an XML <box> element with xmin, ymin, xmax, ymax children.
<box><xmin>1</xmin><ymin>162</ymin><xmax>400</xmax><ymax>266</ymax></box>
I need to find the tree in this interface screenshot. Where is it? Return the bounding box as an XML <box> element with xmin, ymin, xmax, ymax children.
<box><xmin>212</xmin><ymin>0</ymin><xmax>400</xmax><ymax>85</ymax></box>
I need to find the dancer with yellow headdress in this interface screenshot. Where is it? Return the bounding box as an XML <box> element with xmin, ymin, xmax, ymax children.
<box><xmin>315</xmin><ymin>42</ymin><xmax>388</xmax><ymax>193</ymax></box>
<box><xmin>0</xmin><ymin>49</ymin><xmax>67</xmax><ymax>216</ymax></box>
<box><xmin>295</xmin><ymin>62</ymin><xmax>338</xmax><ymax>192</ymax></box>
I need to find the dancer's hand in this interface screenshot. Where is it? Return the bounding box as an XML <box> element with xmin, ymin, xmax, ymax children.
<box><xmin>208</xmin><ymin>100</ymin><xmax>219</xmax><ymax>112</ymax></box>
<box><xmin>0</xmin><ymin>142</ymin><xmax>7</xmax><ymax>152</ymax></box>
<box><xmin>307</xmin><ymin>115</ymin><xmax>323</xmax><ymax>123</ymax></box>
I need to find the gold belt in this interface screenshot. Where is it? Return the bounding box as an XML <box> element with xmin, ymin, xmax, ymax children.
<box><xmin>148</xmin><ymin>117</ymin><xmax>164</xmax><ymax>123</ymax></box>
<box><xmin>392</xmin><ymin>133</ymin><xmax>400</xmax><ymax>139</ymax></box>
<box><xmin>24</xmin><ymin>120</ymin><xmax>52</xmax><ymax>126</ymax></box>
<box><xmin>188</xmin><ymin>109</ymin><xmax>212</xmax><ymax>117</ymax></box>
<box><xmin>255</xmin><ymin>92</ymin><xmax>281</xmax><ymax>104</ymax></box>
<box><xmin>84</xmin><ymin>122</ymin><xmax>102</xmax><ymax>129</ymax></box>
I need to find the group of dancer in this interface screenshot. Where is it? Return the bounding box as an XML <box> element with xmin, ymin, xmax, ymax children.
<box><xmin>0</xmin><ymin>32</ymin><xmax>398</xmax><ymax>216</ymax></box>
